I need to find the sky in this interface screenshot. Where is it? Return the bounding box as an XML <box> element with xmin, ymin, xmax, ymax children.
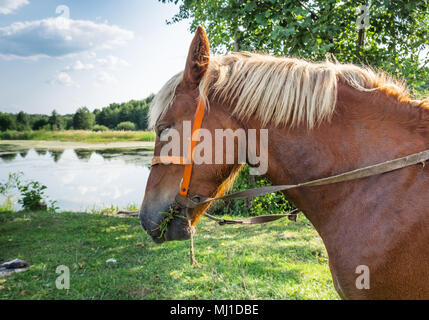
<box><xmin>0</xmin><ymin>0</ymin><xmax>194</xmax><ymax>115</ymax></box>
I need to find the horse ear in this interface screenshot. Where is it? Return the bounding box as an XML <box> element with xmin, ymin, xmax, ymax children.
<box><xmin>183</xmin><ymin>26</ymin><xmax>210</xmax><ymax>88</ymax></box>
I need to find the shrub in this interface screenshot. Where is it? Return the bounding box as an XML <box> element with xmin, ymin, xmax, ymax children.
<box><xmin>0</xmin><ymin>130</ymin><xmax>36</xmax><ymax>140</ymax></box>
<box><xmin>17</xmin><ymin>131</ymin><xmax>33</xmax><ymax>140</ymax></box>
<box><xmin>0</xmin><ymin>172</ymin><xmax>57</xmax><ymax>212</ymax></box>
<box><xmin>92</xmin><ymin>125</ymin><xmax>109</xmax><ymax>132</ymax></box>
<box><xmin>0</xmin><ymin>130</ymin><xmax>14</xmax><ymax>140</ymax></box>
<box><xmin>17</xmin><ymin>180</ymin><xmax>49</xmax><ymax>211</ymax></box>
<box><xmin>116</xmin><ymin>121</ymin><xmax>136</xmax><ymax>131</ymax></box>
<box><xmin>207</xmin><ymin>165</ymin><xmax>295</xmax><ymax>217</ymax></box>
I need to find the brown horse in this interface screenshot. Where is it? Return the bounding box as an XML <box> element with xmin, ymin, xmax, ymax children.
<box><xmin>139</xmin><ymin>26</ymin><xmax>429</xmax><ymax>299</ymax></box>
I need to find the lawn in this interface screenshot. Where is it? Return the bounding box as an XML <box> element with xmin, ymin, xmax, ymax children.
<box><xmin>0</xmin><ymin>130</ymin><xmax>155</xmax><ymax>142</ymax></box>
<box><xmin>0</xmin><ymin>211</ymin><xmax>339</xmax><ymax>300</ymax></box>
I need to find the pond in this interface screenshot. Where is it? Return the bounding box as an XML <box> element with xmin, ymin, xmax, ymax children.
<box><xmin>0</xmin><ymin>143</ymin><xmax>154</xmax><ymax>212</ymax></box>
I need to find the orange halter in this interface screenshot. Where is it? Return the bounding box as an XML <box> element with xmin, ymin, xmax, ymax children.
<box><xmin>151</xmin><ymin>96</ymin><xmax>206</xmax><ymax>197</ymax></box>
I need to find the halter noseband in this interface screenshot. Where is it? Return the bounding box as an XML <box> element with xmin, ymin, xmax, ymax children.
<box><xmin>151</xmin><ymin>96</ymin><xmax>206</xmax><ymax>202</ymax></box>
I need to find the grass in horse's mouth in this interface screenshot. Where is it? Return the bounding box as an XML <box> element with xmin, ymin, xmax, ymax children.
<box><xmin>158</xmin><ymin>206</ymin><xmax>186</xmax><ymax>239</ymax></box>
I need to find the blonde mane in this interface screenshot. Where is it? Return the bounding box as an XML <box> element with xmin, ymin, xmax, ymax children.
<box><xmin>150</xmin><ymin>52</ymin><xmax>417</xmax><ymax>129</ymax></box>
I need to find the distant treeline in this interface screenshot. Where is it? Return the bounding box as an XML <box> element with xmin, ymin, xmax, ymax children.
<box><xmin>0</xmin><ymin>94</ymin><xmax>154</xmax><ymax>132</ymax></box>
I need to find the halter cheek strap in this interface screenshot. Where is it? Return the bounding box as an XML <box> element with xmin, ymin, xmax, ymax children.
<box><xmin>151</xmin><ymin>96</ymin><xmax>206</xmax><ymax>197</ymax></box>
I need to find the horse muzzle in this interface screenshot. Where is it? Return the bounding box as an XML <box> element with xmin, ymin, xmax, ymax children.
<box><xmin>139</xmin><ymin>203</ymin><xmax>193</xmax><ymax>243</ymax></box>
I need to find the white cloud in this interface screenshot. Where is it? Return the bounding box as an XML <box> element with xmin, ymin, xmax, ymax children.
<box><xmin>94</xmin><ymin>71</ymin><xmax>117</xmax><ymax>85</ymax></box>
<box><xmin>0</xmin><ymin>17</ymin><xmax>134</xmax><ymax>59</ymax></box>
<box><xmin>0</xmin><ymin>0</ymin><xmax>28</xmax><ymax>14</ymax></box>
<box><xmin>48</xmin><ymin>71</ymin><xmax>78</xmax><ymax>87</ymax></box>
<box><xmin>97</xmin><ymin>55</ymin><xmax>129</xmax><ymax>69</ymax></box>
<box><xmin>57</xmin><ymin>55</ymin><xmax>129</xmax><ymax>87</ymax></box>
<box><xmin>64</xmin><ymin>60</ymin><xmax>94</xmax><ymax>71</ymax></box>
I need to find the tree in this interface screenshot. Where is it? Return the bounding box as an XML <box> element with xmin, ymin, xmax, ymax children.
<box><xmin>32</xmin><ymin>118</ymin><xmax>49</xmax><ymax>130</ymax></box>
<box><xmin>94</xmin><ymin>96</ymin><xmax>153</xmax><ymax>130</ymax></box>
<box><xmin>49</xmin><ymin>110</ymin><xmax>63</xmax><ymax>131</ymax></box>
<box><xmin>16</xmin><ymin>111</ymin><xmax>30</xmax><ymax>130</ymax></box>
<box><xmin>118</xmin><ymin>103</ymin><xmax>132</xmax><ymax>123</ymax></box>
<box><xmin>63</xmin><ymin>116</ymin><xmax>74</xmax><ymax>130</ymax></box>
<box><xmin>0</xmin><ymin>113</ymin><xmax>16</xmax><ymax>131</ymax></box>
<box><xmin>161</xmin><ymin>0</ymin><xmax>429</xmax><ymax>93</ymax></box>
<box><xmin>73</xmin><ymin>107</ymin><xmax>95</xmax><ymax>130</ymax></box>
<box><xmin>1</xmin><ymin>94</ymin><xmax>155</xmax><ymax>133</ymax></box>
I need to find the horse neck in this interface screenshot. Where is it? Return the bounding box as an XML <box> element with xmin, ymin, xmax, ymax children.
<box><xmin>244</xmin><ymin>82</ymin><xmax>429</xmax><ymax>232</ymax></box>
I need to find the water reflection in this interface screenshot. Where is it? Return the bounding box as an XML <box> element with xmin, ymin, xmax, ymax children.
<box><xmin>0</xmin><ymin>147</ymin><xmax>153</xmax><ymax>211</ymax></box>
<box><xmin>35</xmin><ymin>149</ymin><xmax>47</xmax><ymax>156</ymax></box>
<box><xmin>0</xmin><ymin>152</ymin><xmax>17</xmax><ymax>162</ymax></box>
<box><xmin>75</xmin><ymin>149</ymin><xmax>92</xmax><ymax>161</ymax></box>
<box><xmin>19</xmin><ymin>150</ymin><xmax>28</xmax><ymax>158</ymax></box>
<box><xmin>51</xmin><ymin>150</ymin><xmax>64</xmax><ymax>162</ymax></box>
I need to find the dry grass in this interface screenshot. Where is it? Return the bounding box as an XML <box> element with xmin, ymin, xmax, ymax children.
<box><xmin>0</xmin><ymin>130</ymin><xmax>155</xmax><ymax>142</ymax></box>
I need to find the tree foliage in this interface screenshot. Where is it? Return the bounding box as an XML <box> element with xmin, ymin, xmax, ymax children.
<box><xmin>32</xmin><ymin>117</ymin><xmax>49</xmax><ymax>130</ymax></box>
<box><xmin>0</xmin><ymin>113</ymin><xmax>16</xmax><ymax>131</ymax></box>
<box><xmin>94</xmin><ymin>95</ymin><xmax>153</xmax><ymax>130</ymax></box>
<box><xmin>0</xmin><ymin>95</ymin><xmax>155</xmax><ymax>132</ymax></box>
<box><xmin>16</xmin><ymin>111</ymin><xmax>30</xmax><ymax>130</ymax></box>
<box><xmin>73</xmin><ymin>107</ymin><xmax>95</xmax><ymax>130</ymax></box>
<box><xmin>161</xmin><ymin>0</ymin><xmax>429</xmax><ymax>93</ymax></box>
<box><xmin>49</xmin><ymin>110</ymin><xmax>63</xmax><ymax>131</ymax></box>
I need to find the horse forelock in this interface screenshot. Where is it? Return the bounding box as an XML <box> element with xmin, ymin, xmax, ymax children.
<box><xmin>149</xmin><ymin>71</ymin><xmax>183</xmax><ymax>129</ymax></box>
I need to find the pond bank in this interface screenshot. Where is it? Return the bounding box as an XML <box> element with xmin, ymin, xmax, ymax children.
<box><xmin>0</xmin><ymin>130</ymin><xmax>155</xmax><ymax>143</ymax></box>
<box><xmin>0</xmin><ymin>140</ymin><xmax>154</xmax><ymax>151</ymax></box>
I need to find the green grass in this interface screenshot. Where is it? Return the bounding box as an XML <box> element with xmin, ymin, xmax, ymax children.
<box><xmin>0</xmin><ymin>211</ymin><xmax>339</xmax><ymax>300</ymax></box>
<box><xmin>86</xmin><ymin>203</ymin><xmax>140</xmax><ymax>215</ymax></box>
<box><xmin>0</xmin><ymin>130</ymin><xmax>155</xmax><ymax>142</ymax></box>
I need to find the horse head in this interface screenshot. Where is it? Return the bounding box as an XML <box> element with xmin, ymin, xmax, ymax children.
<box><xmin>139</xmin><ymin>27</ymin><xmax>244</xmax><ymax>243</ymax></box>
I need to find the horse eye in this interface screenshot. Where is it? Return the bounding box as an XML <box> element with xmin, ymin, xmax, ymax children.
<box><xmin>158</xmin><ymin>126</ymin><xmax>171</xmax><ymax>137</ymax></box>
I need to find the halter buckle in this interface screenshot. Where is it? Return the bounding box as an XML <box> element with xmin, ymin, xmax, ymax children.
<box><xmin>175</xmin><ymin>194</ymin><xmax>199</xmax><ymax>209</ymax></box>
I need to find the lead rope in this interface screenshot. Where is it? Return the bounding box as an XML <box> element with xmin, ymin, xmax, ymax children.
<box><xmin>189</xmin><ymin>221</ymin><xmax>198</xmax><ymax>266</ymax></box>
<box><xmin>203</xmin><ymin>208</ymin><xmax>300</xmax><ymax>225</ymax></box>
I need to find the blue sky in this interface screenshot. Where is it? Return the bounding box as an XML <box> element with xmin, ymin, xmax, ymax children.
<box><xmin>0</xmin><ymin>0</ymin><xmax>194</xmax><ymax>114</ymax></box>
